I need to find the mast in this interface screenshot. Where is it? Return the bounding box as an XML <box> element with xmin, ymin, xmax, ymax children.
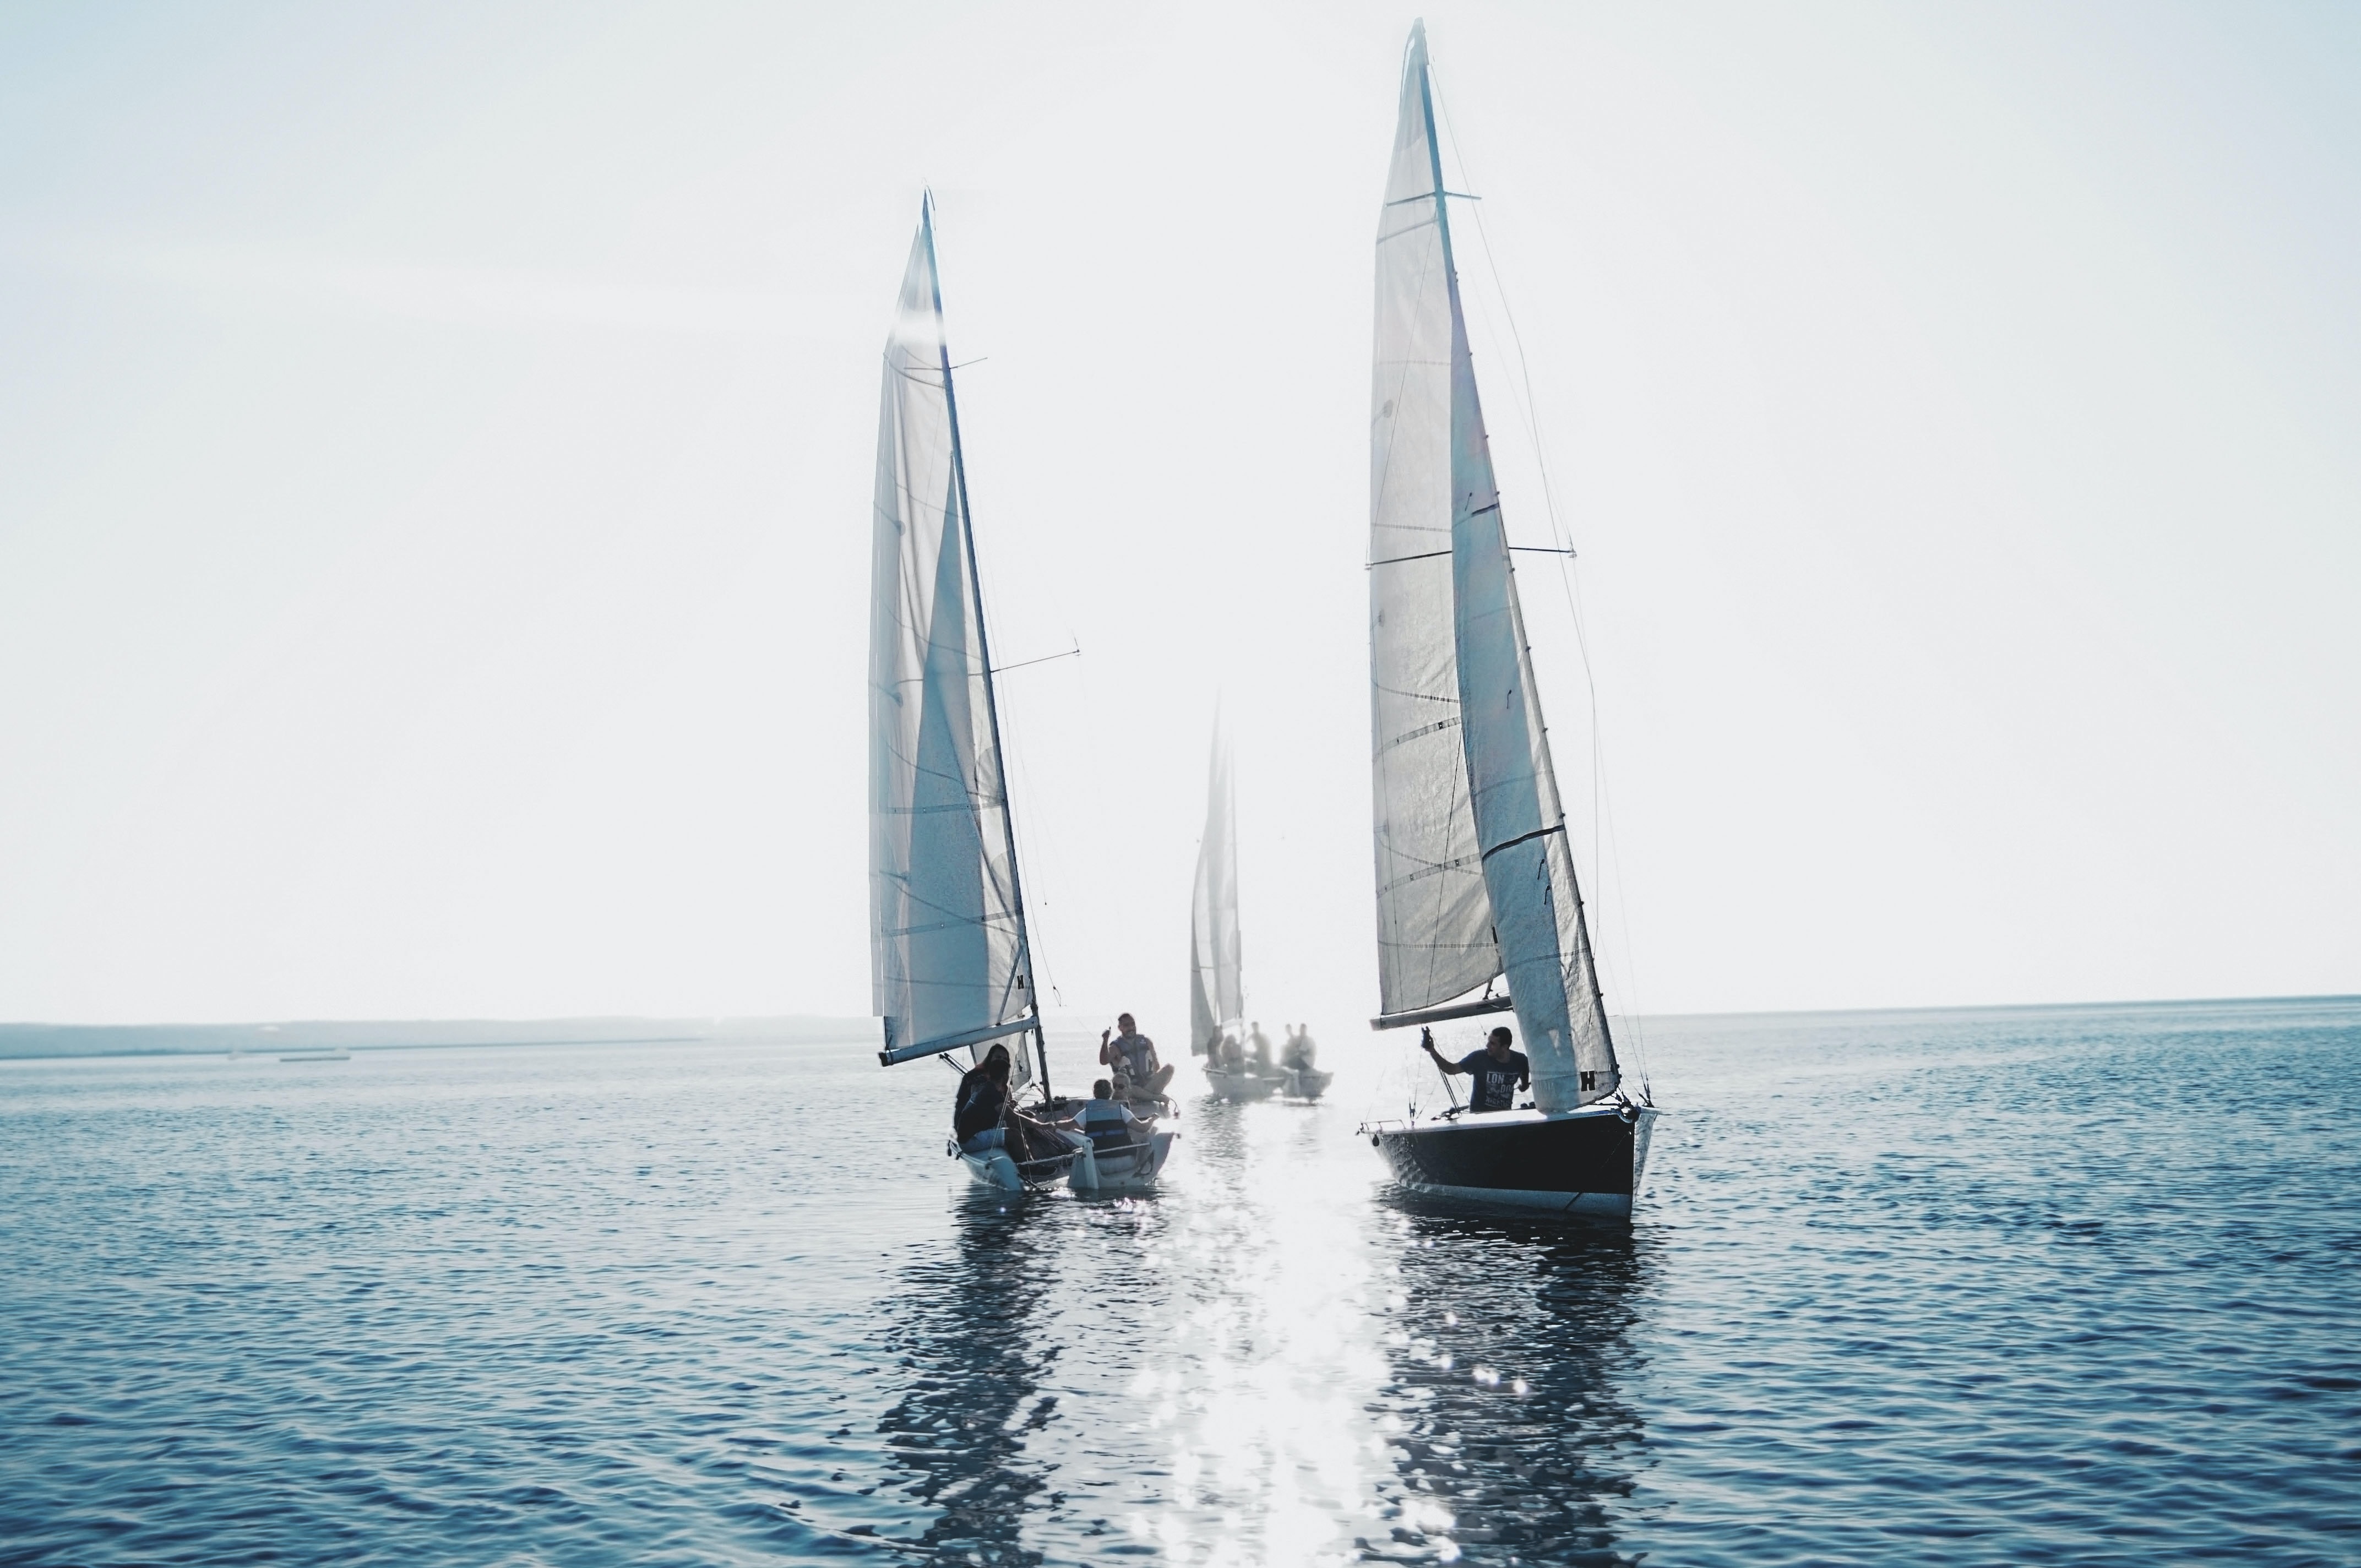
<box><xmin>924</xmin><ymin>197</ymin><xmax>1052</xmax><ymax>1099</ymax></box>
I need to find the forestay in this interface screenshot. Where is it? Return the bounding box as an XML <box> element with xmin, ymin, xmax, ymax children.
<box><xmin>1368</xmin><ymin>25</ymin><xmax>1619</xmax><ymax>1110</ymax></box>
<box><xmin>869</xmin><ymin>201</ymin><xmax>1035</xmax><ymax>1080</ymax></box>
<box><xmin>1188</xmin><ymin>718</ymin><xmax>1244</xmax><ymax>1055</ymax></box>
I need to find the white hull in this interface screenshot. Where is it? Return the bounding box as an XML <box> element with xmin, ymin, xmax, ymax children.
<box><xmin>951</xmin><ymin>1131</ymin><xmax>1081</xmax><ymax>1193</ymax></box>
<box><xmin>1205</xmin><ymin>1066</ymin><xmax>1281</xmax><ymax>1101</ymax></box>
<box><xmin>1067</xmin><ymin>1130</ymin><xmax>1178</xmax><ymax>1194</ymax></box>
<box><xmin>1281</xmin><ymin>1066</ymin><xmax>1332</xmax><ymax>1101</ymax></box>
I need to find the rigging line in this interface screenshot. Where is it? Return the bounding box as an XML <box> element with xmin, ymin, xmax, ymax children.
<box><xmin>1434</xmin><ymin>64</ymin><xmax>1652</xmax><ymax>1097</ymax></box>
<box><xmin>991</xmin><ymin>644</ymin><xmax>1080</xmax><ymax>675</ymax></box>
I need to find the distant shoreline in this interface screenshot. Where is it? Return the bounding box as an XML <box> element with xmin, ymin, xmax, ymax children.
<box><xmin>0</xmin><ymin>1017</ymin><xmax>877</xmax><ymax>1062</ymax></box>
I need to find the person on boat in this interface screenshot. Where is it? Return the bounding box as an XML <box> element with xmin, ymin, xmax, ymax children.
<box><xmin>1422</xmin><ymin>1025</ymin><xmax>1529</xmax><ymax>1113</ymax></box>
<box><xmin>956</xmin><ymin>1041</ymin><xmax>1069</xmax><ymax>1167</ymax></box>
<box><xmin>1100</xmin><ymin>1014</ymin><xmax>1173</xmax><ymax>1100</ymax></box>
<box><xmin>1076</xmin><ymin>1077</ymin><xmax>1145</xmax><ymax>1154</ymax></box>
<box><xmin>1281</xmin><ymin>1025</ymin><xmax>1318</xmax><ymax>1072</ymax></box>
<box><xmin>954</xmin><ymin>1043</ymin><xmax>1014</xmax><ymax>1152</ymax></box>
<box><xmin>1247</xmin><ymin>1022</ymin><xmax>1275</xmax><ymax>1074</ymax></box>
<box><xmin>1213</xmin><ymin>1030</ymin><xmax>1245</xmax><ymax>1071</ymax></box>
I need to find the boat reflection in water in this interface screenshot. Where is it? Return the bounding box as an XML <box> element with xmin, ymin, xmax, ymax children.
<box><xmin>1365</xmin><ymin>1212</ymin><xmax>1651</xmax><ymax>1565</ymax></box>
<box><xmin>872</xmin><ymin>1193</ymin><xmax>1059</xmax><ymax>1566</ymax></box>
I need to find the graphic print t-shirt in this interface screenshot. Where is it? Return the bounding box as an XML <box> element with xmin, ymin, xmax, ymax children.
<box><xmin>1456</xmin><ymin>1049</ymin><xmax>1529</xmax><ymax>1112</ymax></box>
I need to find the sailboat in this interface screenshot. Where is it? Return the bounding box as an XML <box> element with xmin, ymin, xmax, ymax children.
<box><xmin>868</xmin><ymin>198</ymin><xmax>1173</xmax><ymax>1194</ymax></box>
<box><xmin>1358</xmin><ymin>25</ymin><xmax>1657</xmax><ymax>1219</ymax></box>
<box><xmin>869</xmin><ymin>198</ymin><xmax>1071</xmax><ymax>1192</ymax></box>
<box><xmin>1190</xmin><ymin>721</ymin><xmax>1269</xmax><ymax>1102</ymax></box>
<box><xmin>1189</xmin><ymin>723</ymin><xmax>1331</xmax><ymax>1103</ymax></box>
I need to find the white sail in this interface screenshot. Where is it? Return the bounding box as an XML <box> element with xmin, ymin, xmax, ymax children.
<box><xmin>1369</xmin><ymin>25</ymin><xmax>1619</xmax><ymax>1109</ymax></box>
<box><xmin>1369</xmin><ymin>24</ymin><xmax>1499</xmax><ymax>1017</ymax></box>
<box><xmin>1188</xmin><ymin>718</ymin><xmax>1244</xmax><ymax>1055</ymax></box>
<box><xmin>869</xmin><ymin>200</ymin><xmax>1035</xmax><ymax>1081</ymax></box>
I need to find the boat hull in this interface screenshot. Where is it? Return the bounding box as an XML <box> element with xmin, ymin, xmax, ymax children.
<box><xmin>1370</xmin><ymin>1104</ymin><xmax>1656</xmax><ymax>1221</ymax></box>
<box><xmin>1280</xmin><ymin>1066</ymin><xmax>1333</xmax><ymax>1101</ymax></box>
<box><xmin>1205</xmin><ymin>1066</ymin><xmax>1281</xmax><ymax>1102</ymax></box>
<box><xmin>1067</xmin><ymin>1130</ymin><xmax>1177</xmax><ymax>1194</ymax></box>
<box><xmin>951</xmin><ymin>1131</ymin><xmax>1080</xmax><ymax>1193</ymax></box>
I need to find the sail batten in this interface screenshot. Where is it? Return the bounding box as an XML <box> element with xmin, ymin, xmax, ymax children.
<box><xmin>1367</xmin><ymin>24</ymin><xmax>1621</xmax><ymax>1109</ymax></box>
<box><xmin>869</xmin><ymin>200</ymin><xmax>1036</xmax><ymax>1083</ymax></box>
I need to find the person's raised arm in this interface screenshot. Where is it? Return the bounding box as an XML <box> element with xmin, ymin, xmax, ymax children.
<box><xmin>1097</xmin><ymin>1027</ymin><xmax>1113</xmax><ymax>1066</ymax></box>
<box><xmin>1420</xmin><ymin>1027</ymin><xmax>1464</xmax><ymax>1075</ymax></box>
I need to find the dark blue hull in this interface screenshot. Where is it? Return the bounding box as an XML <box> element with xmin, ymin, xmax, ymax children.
<box><xmin>1370</xmin><ymin>1104</ymin><xmax>1656</xmax><ymax>1220</ymax></box>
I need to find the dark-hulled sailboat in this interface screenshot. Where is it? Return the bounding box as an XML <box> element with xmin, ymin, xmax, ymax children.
<box><xmin>1359</xmin><ymin>25</ymin><xmax>1656</xmax><ymax>1219</ymax></box>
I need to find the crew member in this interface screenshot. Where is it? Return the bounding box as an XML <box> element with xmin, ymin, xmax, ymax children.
<box><xmin>1100</xmin><ymin>1012</ymin><xmax>1174</xmax><ymax>1099</ymax></box>
<box><xmin>1076</xmin><ymin>1077</ymin><xmax>1144</xmax><ymax>1155</ymax></box>
<box><xmin>1421</xmin><ymin>1025</ymin><xmax>1529</xmax><ymax>1113</ymax></box>
<box><xmin>954</xmin><ymin>1043</ymin><xmax>1014</xmax><ymax>1151</ymax></box>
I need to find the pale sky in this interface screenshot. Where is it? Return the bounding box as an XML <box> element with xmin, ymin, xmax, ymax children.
<box><xmin>2</xmin><ymin>2</ymin><xmax>2355</xmax><ymax>1027</ymax></box>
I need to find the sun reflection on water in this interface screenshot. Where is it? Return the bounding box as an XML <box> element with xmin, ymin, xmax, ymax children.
<box><xmin>864</xmin><ymin>1091</ymin><xmax>1651</xmax><ymax>1565</ymax></box>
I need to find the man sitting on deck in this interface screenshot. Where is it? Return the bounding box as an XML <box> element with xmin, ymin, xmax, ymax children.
<box><xmin>1421</xmin><ymin>1025</ymin><xmax>1530</xmax><ymax>1113</ymax></box>
<box><xmin>1281</xmin><ymin>1025</ymin><xmax>1318</xmax><ymax>1072</ymax></box>
<box><xmin>1100</xmin><ymin>1013</ymin><xmax>1174</xmax><ymax>1101</ymax></box>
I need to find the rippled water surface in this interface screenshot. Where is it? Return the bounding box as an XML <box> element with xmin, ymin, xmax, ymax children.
<box><xmin>4</xmin><ymin>999</ymin><xmax>2358</xmax><ymax>1566</ymax></box>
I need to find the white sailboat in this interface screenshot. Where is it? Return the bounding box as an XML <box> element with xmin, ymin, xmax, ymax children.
<box><xmin>1189</xmin><ymin>722</ymin><xmax>1330</xmax><ymax>1103</ymax></box>
<box><xmin>867</xmin><ymin>198</ymin><xmax>1172</xmax><ymax>1194</ymax></box>
<box><xmin>1191</xmin><ymin>721</ymin><xmax>1269</xmax><ymax>1102</ymax></box>
<box><xmin>870</xmin><ymin>198</ymin><xmax>1070</xmax><ymax>1191</ymax></box>
<box><xmin>1359</xmin><ymin>25</ymin><xmax>1656</xmax><ymax>1219</ymax></box>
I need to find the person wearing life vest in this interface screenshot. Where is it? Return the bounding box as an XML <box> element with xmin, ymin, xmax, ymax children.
<box><xmin>1099</xmin><ymin>1013</ymin><xmax>1174</xmax><ymax>1101</ymax></box>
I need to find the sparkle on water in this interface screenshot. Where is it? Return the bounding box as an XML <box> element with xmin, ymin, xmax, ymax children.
<box><xmin>2</xmin><ymin>998</ymin><xmax>2357</xmax><ymax>1565</ymax></box>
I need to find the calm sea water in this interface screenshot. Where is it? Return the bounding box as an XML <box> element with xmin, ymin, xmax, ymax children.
<box><xmin>3</xmin><ymin>999</ymin><xmax>2356</xmax><ymax>1566</ymax></box>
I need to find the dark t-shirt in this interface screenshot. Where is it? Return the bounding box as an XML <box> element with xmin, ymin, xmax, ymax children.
<box><xmin>953</xmin><ymin>1066</ymin><xmax>1008</xmax><ymax>1141</ymax></box>
<box><xmin>1456</xmin><ymin>1049</ymin><xmax>1529</xmax><ymax>1112</ymax></box>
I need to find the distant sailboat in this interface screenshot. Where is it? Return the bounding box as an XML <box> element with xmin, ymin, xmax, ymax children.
<box><xmin>867</xmin><ymin>198</ymin><xmax>1172</xmax><ymax>1194</ymax></box>
<box><xmin>1359</xmin><ymin>25</ymin><xmax>1656</xmax><ymax>1218</ymax></box>
<box><xmin>1189</xmin><ymin>723</ymin><xmax>1330</xmax><ymax>1103</ymax></box>
<box><xmin>1190</xmin><ymin>720</ymin><xmax>1267</xmax><ymax>1102</ymax></box>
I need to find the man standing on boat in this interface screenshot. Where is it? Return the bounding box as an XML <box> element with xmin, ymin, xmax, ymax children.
<box><xmin>1100</xmin><ymin>1013</ymin><xmax>1174</xmax><ymax>1101</ymax></box>
<box><xmin>1422</xmin><ymin>1026</ymin><xmax>1529</xmax><ymax>1113</ymax></box>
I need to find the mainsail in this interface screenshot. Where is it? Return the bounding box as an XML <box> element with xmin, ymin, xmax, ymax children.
<box><xmin>1188</xmin><ymin>718</ymin><xmax>1244</xmax><ymax>1055</ymax></box>
<box><xmin>1367</xmin><ymin>24</ymin><xmax>1619</xmax><ymax>1110</ymax></box>
<box><xmin>869</xmin><ymin>199</ymin><xmax>1037</xmax><ymax>1082</ymax></box>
